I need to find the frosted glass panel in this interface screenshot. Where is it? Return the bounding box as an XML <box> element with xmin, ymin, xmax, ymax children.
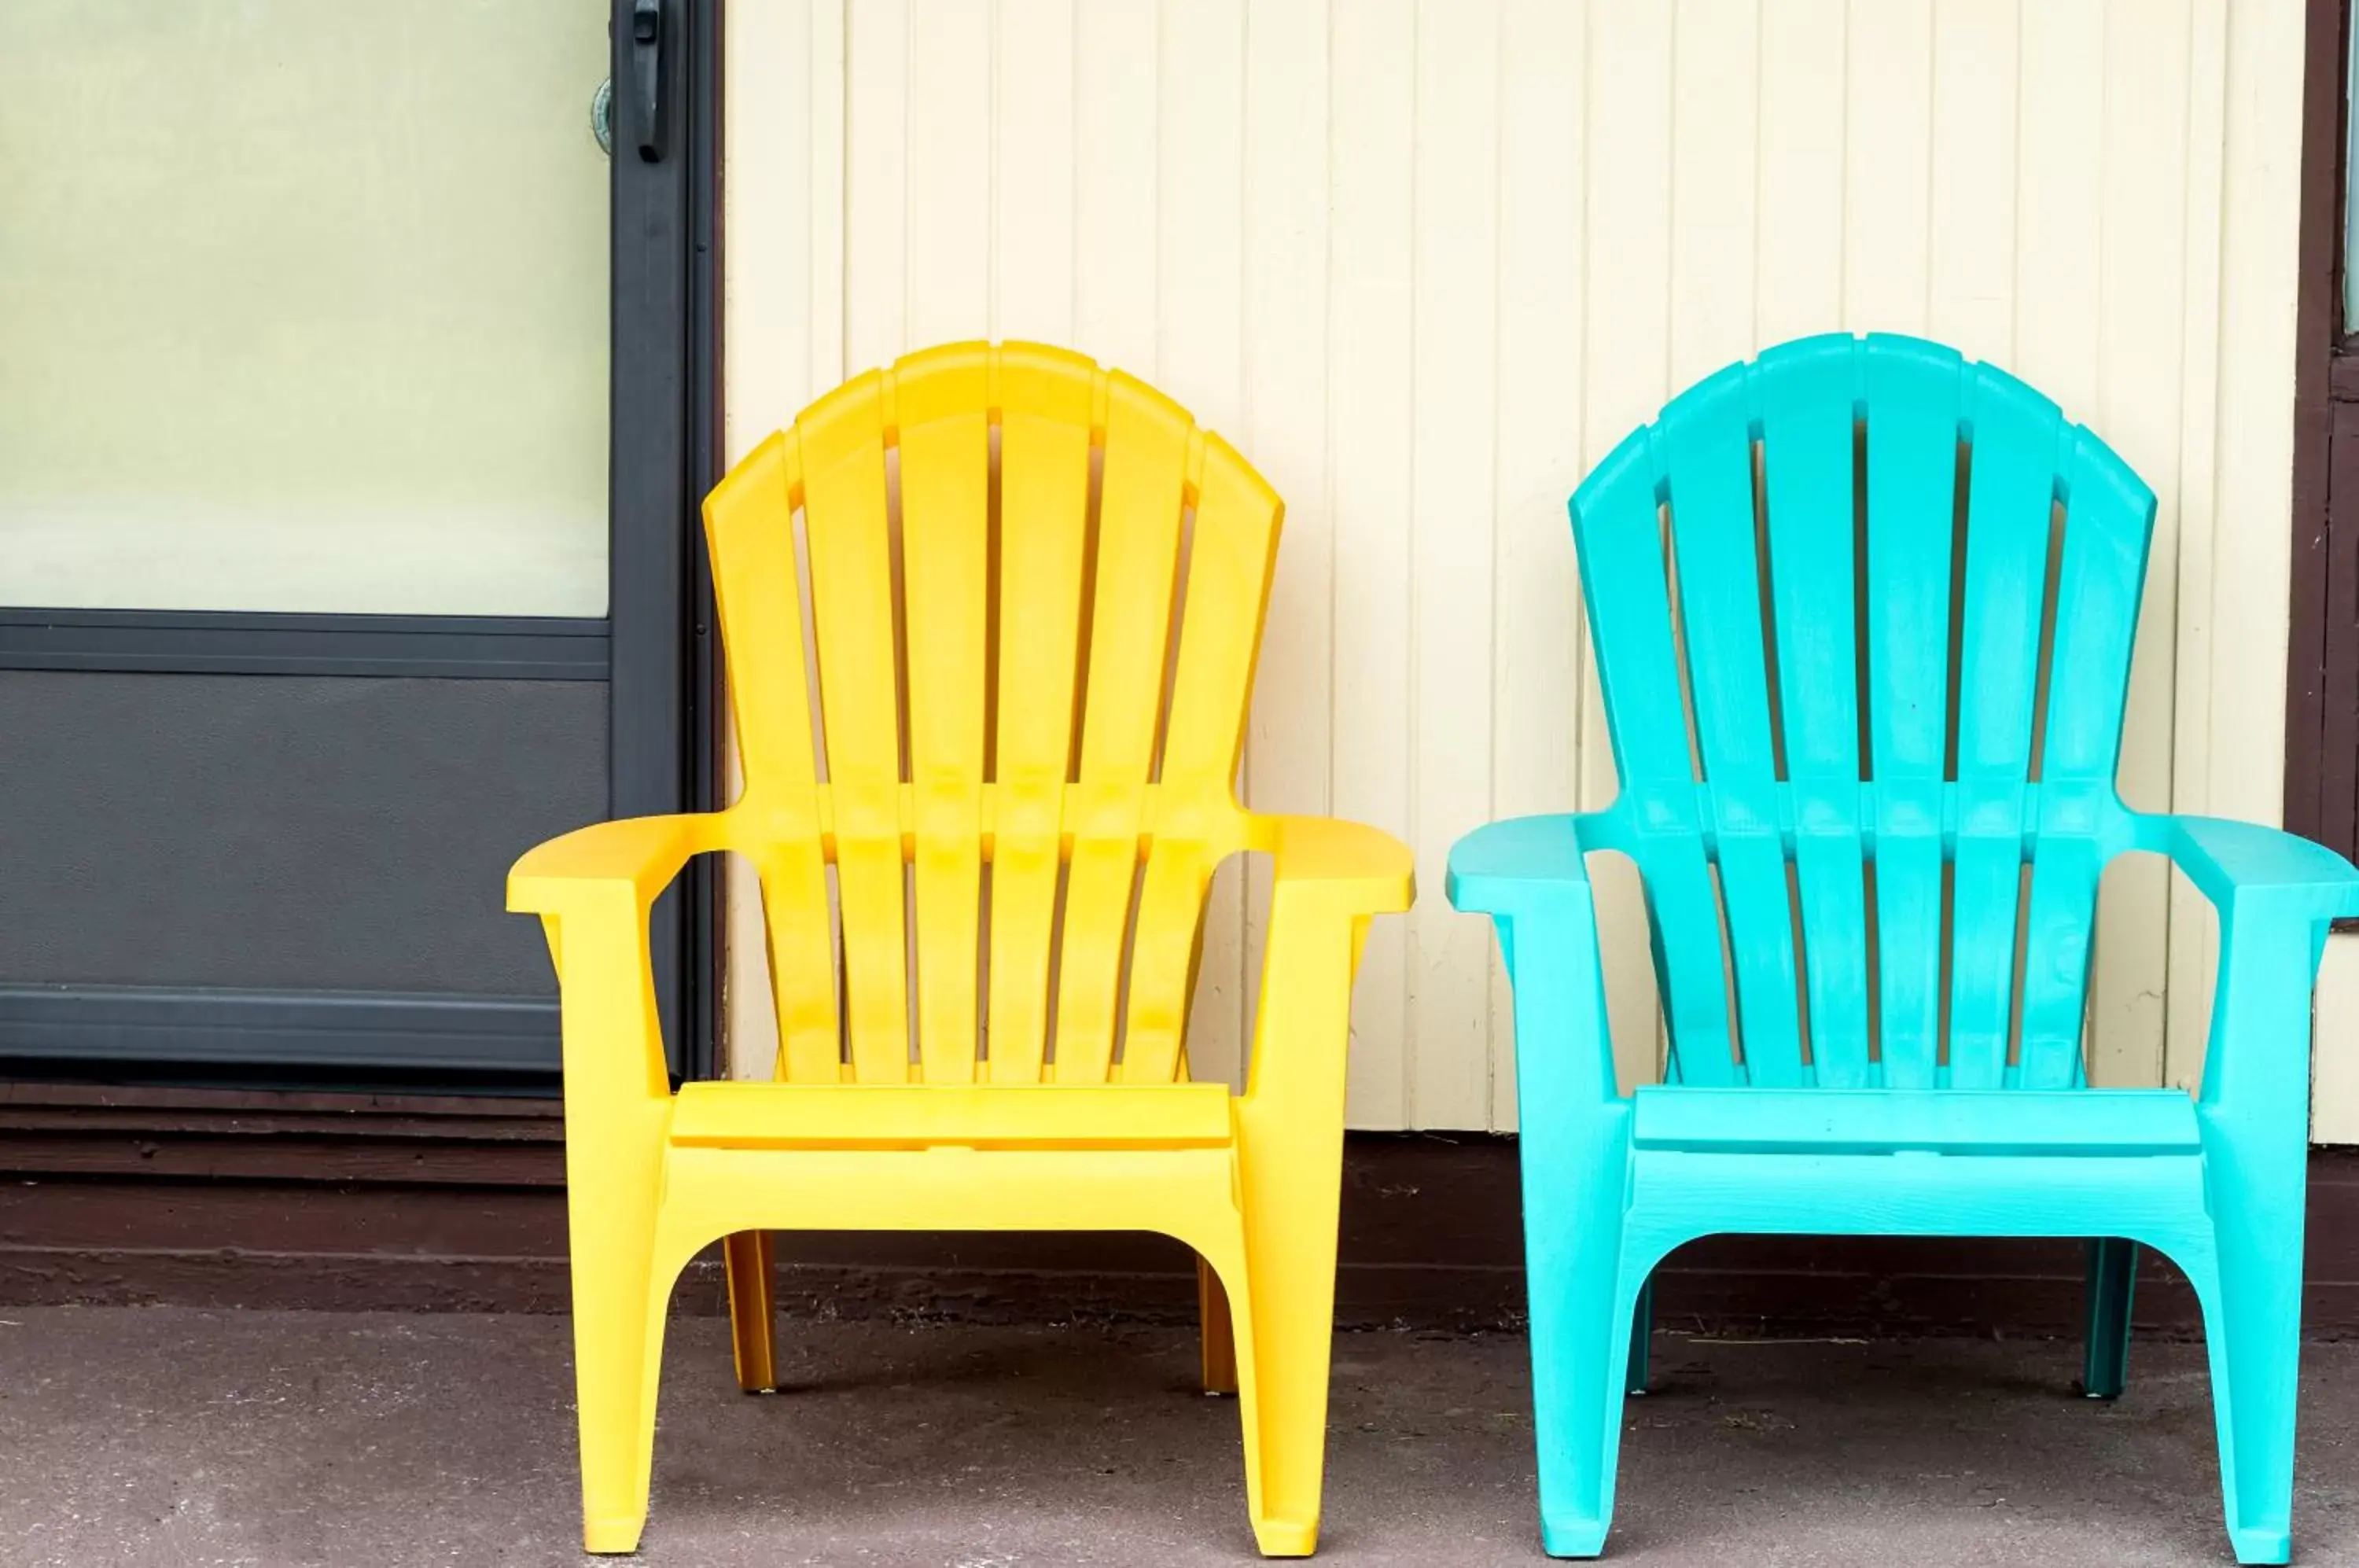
<box><xmin>0</xmin><ymin>2</ymin><xmax>609</xmax><ymax>616</ymax></box>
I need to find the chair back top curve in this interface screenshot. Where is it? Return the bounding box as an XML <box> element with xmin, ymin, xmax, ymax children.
<box><xmin>1571</xmin><ymin>332</ymin><xmax>2158</xmax><ymax>1092</ymax></box>
<box><xmin>703</xmin><ymin>342</ymin><xmax>1283</xmax><ymax>1088</ymax></box>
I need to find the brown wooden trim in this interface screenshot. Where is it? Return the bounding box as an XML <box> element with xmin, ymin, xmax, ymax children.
<box><xmin>7</xmin><ymin>1135</ymin><xmax>2359</xmax><ymax>1340</ymax></box>
<box><xmin>0</xmin><ymin>1081</ymin><xmax>562</xmax><ymax>1186</ymax></box>
<box><xmin>0</xmin><ymin>1081</ymin><xmax>561</xmax><ymax>1120</ymax></box>
<box><xmin>2328</xmin><ymin>401</ymin><xmax>2359</xmax><ymax>852</ymax></box>
<box><xmin>2288</xmin><ymin>0</ymin><xmax>2345</xmax><ymax>845</ymax></box>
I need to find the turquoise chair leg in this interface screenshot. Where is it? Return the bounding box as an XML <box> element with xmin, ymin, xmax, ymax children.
<box><xmin>1625</xmin><ymin>1274</ymin><xmax>1654</xmax><ymax>1395</ymax></box>
<box><xmin>2197</xmin><ymin>1187</ymin><xmax>2304</xmax><ymax>1566</ymax></box>
<box><xmin>2080</xmin><ymin>1238</ymin><xmax>2136</xmax><ymax>1399</ymax></box>
<box><xmin>2195</xmin><ymin>905</ymin><xmax>2317</xmax><ymax>1566</ymax></box>
<box><xmin>1521</xmin><ymin>1106</ymin><xmax>1639</xmax><ymax>1559</ymax></box>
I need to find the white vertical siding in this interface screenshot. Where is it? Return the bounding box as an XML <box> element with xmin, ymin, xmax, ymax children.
<box><xmin>719</xmin><ymin>0</ymin><xmax>843</xmax><ymax>1078</ymax></box>
<box><xmin>1325</xmin><ymin>0</ymin><xmax>1417</xmax><ymax>1125</ymax></box>
<box><xmin>1490</xmin><ymin>0</ymin><xmax>1588</xmax><ymax>1126</ymax></box>
<box><xmin>725</xmin><ymin>0</ymin><xmax>2306</xmax><ymax>1132</ymax></box>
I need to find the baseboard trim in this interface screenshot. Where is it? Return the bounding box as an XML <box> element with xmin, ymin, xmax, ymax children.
<box><xmin>4</xmin><ymin>1135</ymin><xmax>2356</xmax><ymax>1336</ymax></box>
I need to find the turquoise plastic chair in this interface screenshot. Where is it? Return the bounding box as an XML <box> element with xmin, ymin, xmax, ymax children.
<box><xmin>1447</xmin><ymin>333</ymin><xmax>2359</xmax><ymax>1564</ymax></box>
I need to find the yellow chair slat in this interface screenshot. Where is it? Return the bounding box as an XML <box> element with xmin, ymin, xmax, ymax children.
<box><xmin>896</xmin><ymin>346</ymin><xmax>992</xmax><ymax>1084</ymax></box>
<box><xmin>1121</xmin><ymin>437</ymin><xmax>1283</xmax><ymax>1084</ymax></box>
<box><xmin>984</xmin><ymin>346</ymin><xmax>1096</xmax><ymax>1083</ymax></box>
<box><xmin>703</xmin><ymin>434</ymin><xmax>839</xmax><ymax>1081</ymax></box>
<box><xmin>798</xmin><ymin>374</ymin><xmax>911</xmax><ymax>1084</ymax></box>
<box><xmin>1051</xmin><ymin>374</ymin><xmax>1192</xmax><ymax>1084</ymax></box>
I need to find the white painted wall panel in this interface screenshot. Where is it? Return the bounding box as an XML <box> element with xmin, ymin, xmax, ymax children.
<box><xmin>725</xmin><ymin>0</ymin><xmax>2308</xmax><ymax>1133</ymax></box>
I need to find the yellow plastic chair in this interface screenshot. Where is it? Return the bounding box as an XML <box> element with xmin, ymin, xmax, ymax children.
<box><xmin>509</xmin><ymin>342</ymin><xmax>1412</xmax><ymax>1557</ymax></box>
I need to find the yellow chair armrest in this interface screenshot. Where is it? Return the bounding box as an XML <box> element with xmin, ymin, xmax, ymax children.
<box><xmin>511</xmin><ymin>815</ymin><xmax>738</xmax><ymax>1104</ymax></box>
<box><xmin>508</xmin><ymin>812</ymin><xmax>734</xmax><ymax>914</ymax></box>
<box><xmin>1238</xmin><ymin>815</ymin><xmax>1411</xmax><ymax>1121</ymax></box>
<box><xmin>1252</xmin><ymin>813</ymin><xmax>1415</xmax><ymax>915</ymax></box>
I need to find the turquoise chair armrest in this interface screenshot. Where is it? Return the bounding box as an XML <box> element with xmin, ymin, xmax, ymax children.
<box><xmin>1446</xmin><ymin>812</ymin><xmax>1607</xmax><ymax>918</ymax></box>
<box><xmin>2150</xmin><ymin>815</ymin><xmax>2359</xmax><ymax>1117</ymax></box>
<box><xmin>1449</xmin><ymin>813</ymin><xmax>1621</xmax><ymax>1104</ymax></box>
<box><xmin>2158</xmin><ymin>815</ymin><xmax>2359</xmax><ymax>923</ymax></box>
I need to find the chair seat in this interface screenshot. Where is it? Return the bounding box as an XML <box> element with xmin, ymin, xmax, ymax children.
<box><xmin>1629</xmin><ymin>1085</ymin><xmax>2201</xmax><ymax>1158</ymax></box>
<box><xmin>668</xmin><ymin>1080</ymin><xmax>1237</xmax><ymax>1151</ymax></box>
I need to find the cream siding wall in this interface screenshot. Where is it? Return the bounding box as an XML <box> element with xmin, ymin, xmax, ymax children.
<box><xmin>722</xmin><ymin>0</ymin><xmax>2315</xmax><ymax>1136</ymax></box>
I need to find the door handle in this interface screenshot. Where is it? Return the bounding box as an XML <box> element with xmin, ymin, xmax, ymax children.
<box><xmin>631</xmin><ymin>0</ymin><xmax>666</xmax><ymax>162</ymax></box>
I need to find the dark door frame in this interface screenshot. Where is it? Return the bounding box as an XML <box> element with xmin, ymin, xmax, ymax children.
<box><xmin>614</xmin><ymin>0</ymin><xmax>727</xmax><ymax>1084</ymax></box>
<box><xmin>2291</xmin><ymin>0</ymin><xmax>2355</xmax><ymax>855</ymax></box>
<box><xmin>0</xmin><ymin>0</ymin><xmax>724</xmax><ymax>1091</ymax></box>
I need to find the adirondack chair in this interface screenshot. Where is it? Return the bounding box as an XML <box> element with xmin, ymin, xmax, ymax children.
<box><xmin>1447</xmin><ymin>333</ymin><xmax>2359</xmax><ymax>1564</ymax></box>
<box><xmin>508</xmin><ymin>341</ymin><xmax>1411</xmax><ymax>1557</ymax></box>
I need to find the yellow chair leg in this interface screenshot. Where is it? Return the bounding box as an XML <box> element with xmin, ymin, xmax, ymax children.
<box><xmin>723</xmin><ymin>1231</ymin><xmax>779</xmax><ymax>1393</ymax></box>
<box><xmin>1228</xmin><ymin>1185</ymin><xmax>1342</xmax><ymax>1558</ymax></box>
<box><xmin>1198</xmin><ymin>1255</ymin><xmax>1239</xmax><ymax>1395</ymax></box>
<box><xmin>572</xmin><ymin>1224</ymin><xmax>670</xmax><ymax>1554</ymax></box>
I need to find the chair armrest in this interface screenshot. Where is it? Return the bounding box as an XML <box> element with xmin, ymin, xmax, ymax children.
<box><xmin>1252</xmin><ymin>813</ymin><xmax>1415</xmax><ymax>913</ymax></box>
<box><xmin>1446</xmin><ymin>812</ymin><xmax>1603</xmax><ymax>918</ymax></box>
<box><xmin>508</xmin><ymin>812</ymin><xmax>734</xmax><ymax>915</ymax></box>
<box><xmin>509</xmin><ymin>813</ymin><xmax>742</xmax><ymax>1104</ymax></box>
<box><xmin>1448</xmin><ymin>812</ymin><xmax>1621</xmax><ymax>1104</ymax></box>
<box><xmin>2158</xmin><ymin>815</ymin><xmax>2359</xmax><ymax>923</ymax></box>
<box><xmin>1235</xmin><ymin>815</ymin><xmax>1411</xmax><ymax>1119</ymax></box>
<box><xmin>2151</xmin><ymin>815</ymin><xmax>2359</xmax><ymax>1117</ymax></box>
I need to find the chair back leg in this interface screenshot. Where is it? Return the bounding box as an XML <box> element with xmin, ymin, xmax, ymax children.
<box><xmin>1198</xmin><ymin>1254</ymin><xmax>1241</xmax><ymax>1395</ymax></box>
<box><xmin>724</xmin><ymin>1231</ymin><xmax>779</xmax><ymax>1393</ymax></box>
<box><xmin>2079</xmin><ymin>1237</ymin><xmax>2137</xmax><ymax>1400</ymax></box>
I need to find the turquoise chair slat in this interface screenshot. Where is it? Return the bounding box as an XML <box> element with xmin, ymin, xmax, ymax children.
<box><xmin>2018</xmin><ymin>429</ymin><xmax>2157</xmax><ymax>1090</ymax></box>
<box><xmin>1756</xmin><ymin>340</ymin><xmax>1872</xmax><ymax>1087</ymax></box>
<box><xmin>2042</xmin><ymin>432</ymin><xmax>2156</xmax><ymax>785</ymax></box>
<box><xmin>1572</xmin><ymin>432</ymin><xmax>1741</xmax><ymax>1087</ymax></box>
<box><xmin>1448</xmin><ymin>332</ymin><xmax>2359</xmax><ymax>1564</ymax></box>
<box><xmin>1661</xmin><ymin>366</ymin><xmax>1804</xmax><ymax>1085</ymax></box>
<box><xmin>1860</xmin><ymin>337</ymin><xmax>1962</xmax><ymax>1089</ymax></box>
<box><xmin>1948</xmin><ymin>368</ymin><xmax>2061</xmax><ymax>1088</ymax></box>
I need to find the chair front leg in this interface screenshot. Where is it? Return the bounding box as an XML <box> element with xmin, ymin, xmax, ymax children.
<box><xmin>1230</xmin><ymin>896</ymin><xmax>1367</xmax><ymax>1556</ymax></box>
<box><xmin>2195</xmin><ymin>904</ymin><xmax>2322</xmax><ymax>1566</ymax></box>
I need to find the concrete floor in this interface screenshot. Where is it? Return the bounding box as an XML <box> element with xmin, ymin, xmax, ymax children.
<box><xmin>2</xmin><ymin>1309</ymin><xmax>2355</xmax><ymax>1566</ymax></box>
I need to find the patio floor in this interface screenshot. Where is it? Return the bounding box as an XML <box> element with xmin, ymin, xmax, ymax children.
<box><xmin>3</xmin><ymin>1307</ymin><xmax>2357</xmax><ymax>1566</ymax></box>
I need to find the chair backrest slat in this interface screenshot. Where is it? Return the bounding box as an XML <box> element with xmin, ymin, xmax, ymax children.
<box><xmin>1660</xmin><ymin>367</ymin><xmax>1805</xmax><ymax>1086</ymax></box>
<box><xmin>1756</xmin><ymin>340</ymin><xmax>1871</xmax><ymax>1087</ymax></box>
<box><xmin>1573</xmin><ymin>436</ymin><xmax>1742</xmax><ymax>1086</ymax></box>
<box><xmin>1051</xmin><ymin>377</ymin><xmax>1192</xmax><ymax>1084</ymax></box>
<box><xmin>984</xmin><ymin>348</ymin><xmax>1097</xmax><ymax>1084</ymax></box>
<box><xmin>2017</xmin><ymin>434</ymin><xmax>2156</xmax><ymax>1087</ymax></box>
<box><xmin>1859</xmin><ymin>340</ymin><xmax>1963</xmax><ymax>1088</ymax></box>
<box><xmin>899</xmin><ymin>349</ymin><xmax>993</xmax><ymax>1084</ymax></box>
<box><xmin>704</xmin><ymin>435</ymin><xmax>841</xmax><ymax>1082</ymax></box>
<box><xmin>1946</xmin><ymin>370</ymin><xmax>2062</xmax><ymax>1088</ymax></box>
<box><xmin>799</xmin><ymin>376</ymin><xmax>914</xmax><ymax>1084</ymax></box>
<box><xmin>1119</xmin><ymin>440</ymin><xmax>1283</xmax><ymax>1085</ymax></box>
